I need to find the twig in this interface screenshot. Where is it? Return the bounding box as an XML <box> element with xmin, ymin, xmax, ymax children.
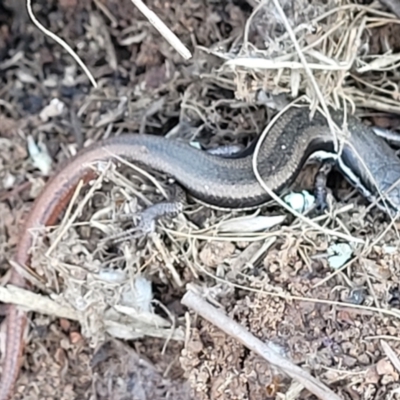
<box><xmin>182</xmin><ymin>290</ymin><xmax>342</xmax><ymax>400</ymax></box>
<box><xmin>0</xmin><ymin>285</ymin><xmax>184</xmax><ymax>341</ymax></box>
<box><xmin>129</xmin><ymin>0</ymin><xmax>192</xmax><ymax>60</ymax></box>
<box><xmin>0</xmin><ymin>285</ymin><xmax>78</xmax><ymax>320</ymax></box>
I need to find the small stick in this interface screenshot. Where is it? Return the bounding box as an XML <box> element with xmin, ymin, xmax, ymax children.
<box><xmin>181</xmin><ymin>290</ymin><xmax>342</xmax><ymax>400</ymax></box>
<box><xmin>129</xmin><ymin>0</ymin><xmax>192</xmax><ymax>60</ymax></box>
<box><xmin>0</xmin><ymin>285</ymin><xmax>184</xmax><ymax>341</ymax></box>
<box><xmin>0</xmin><ymin>285</ymin><xmax>78</xmax><ymax>320</ymax></box>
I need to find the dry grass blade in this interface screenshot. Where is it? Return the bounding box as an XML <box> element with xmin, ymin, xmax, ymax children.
<box><xmin>26</xmin><ymin>0</ymin><xmax>97</xmax><ymax>88</ymax></box>
<box><xmin>129</xmin><ymin>0</ymin><xmax>192</xmax><ymax>60</ymax></box>
<box><xmin>381</xmin><ymin>340</ymin><xmax>400</xmax><ymax>374</ymax></box>
<box><xmin>45</xmin><ymin>170</ymin><xmax>106</xmax><ymax>257</ymax></box>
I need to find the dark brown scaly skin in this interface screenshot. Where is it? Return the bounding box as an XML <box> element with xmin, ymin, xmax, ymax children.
<box><xmin>2</xmin><ymin>107</ymin><xmax>400</xmax><ymax>399</ymax></box>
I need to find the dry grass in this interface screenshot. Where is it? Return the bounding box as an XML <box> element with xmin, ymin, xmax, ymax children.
<box><xmin>217</xmin><ymin>1</ymin><xmax>400</xmax><ymax>113</ymax></box>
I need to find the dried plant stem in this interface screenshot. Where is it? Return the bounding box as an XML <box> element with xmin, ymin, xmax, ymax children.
<box><xmin>129</xmin><ymin>0</ymin><xmax>192</xmax><ymax>60</ymax></box>
<box><xmin>26</xmin><ymin>0</ymin><xmax>97</xmax><ymax>88</ymax></box>
<box><xmin>182</xmin><ymin>290</ymin><xmax>342</xmax><ymax>400</ymax></box>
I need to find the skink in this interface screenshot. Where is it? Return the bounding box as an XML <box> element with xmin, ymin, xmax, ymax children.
<box><xmin>1</xmin><ymin>107</ymin><xmax>400</xmax><ymax>399</ymax></box>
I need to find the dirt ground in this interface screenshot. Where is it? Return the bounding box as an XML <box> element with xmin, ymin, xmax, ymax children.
<box><xmin>2</xmin><ymin>0</ymin><xmax>400</xmax><ymax>399</ymax></box>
